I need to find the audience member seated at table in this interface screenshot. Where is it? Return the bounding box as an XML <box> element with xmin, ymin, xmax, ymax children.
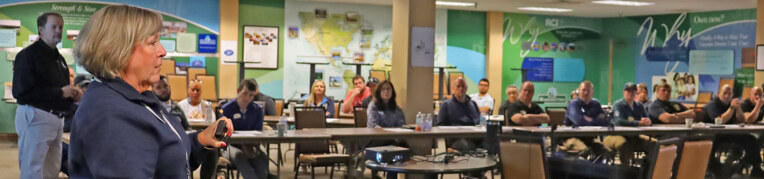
<box><xmin>506</xmin><ymin>81</ymin><xmax>550</xmax><ymax>126</ymax></box>
<box><xmin>221</xmin><ymin>78</ymin><xmax>269</xmax><ymax>179</ymax></box>
<box><xmin>741</xmin><ymin>86</ymin><xmax>764</xmax><ymax>123</ymax></box>
<box><xmin>367</xmin><ymin>80</ymin><xmax>405</xmax><ymax>128</ymax></box>
<box><xmin>361</xmin><ymin>77</ymin><xmax>379</xmax><ymax>107</ymax></box>
<box><xmin>248</xmin><ymin>78</ymin><xmax>277</xmax><ymax>116</ymax></box>
<box><xmin>179</xmin><ymin>80</ymin><xmax>216</xmax><ymax>123</ymax></box>
<box><xmin>604</xmin><ymin>82</ymin><xmax>652</xmax><ymax>166</ymax></box>
<box><xmin>341</xmin><ymin>75</ymin><xmax>372</xmax><ymax>114</ymax></box>
<box><xmin>497</xmin><ymin>85</ymin><xmax>518</xmax><ymax>116</ymax></box>
<box><xmin>647</xmin><ymin>83</ymin><xmax>695</xmax><ymax>124</ymax></box>
<box><xmin>704</xmin><ymin>85</ymin><xmax>764</xmax><ymax>176</ymax></box>
<box><xmin>469</xmin><ymin>78</ymin><xmax>494</xmax><ymax>115</ymax></box>
<box><xmin>152</xmin><ymin>75</ymin><xmax>190</xmax><ymax>130</ymax></box>
<box><xmin>438</xmin><ymin>77</ymin><xmax>480</xmax><ymax>126</ymax></box>
<box><xmin>636</xmin><ymin>83</ymin><xmax>650</xmax><ymax>110</ymax></box>
<box><xmin>438</xmin><ymin>77</ymin><xmax>481</xmax><ymax>153</ymax></box>
<box><xmin>563</xmin><ymin>81</ymin><xmax>611</xmax><ymax>158</ymax></box>
<box><xmin>303</xmin><ymin>80</ymin><xmax>335</xmax><ymax>117</ymax></box>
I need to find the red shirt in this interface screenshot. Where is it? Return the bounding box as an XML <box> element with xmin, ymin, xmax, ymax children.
<box><xmin>345</xmin><ymin>87</ymin><xmax>371</xmax><ymax>107</ymax></box>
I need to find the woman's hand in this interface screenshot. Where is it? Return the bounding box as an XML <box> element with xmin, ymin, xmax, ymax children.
<box><xmin>198</xmin><ymin>117</ymin><xmax>234</xmax><ymax>148</ymax></box>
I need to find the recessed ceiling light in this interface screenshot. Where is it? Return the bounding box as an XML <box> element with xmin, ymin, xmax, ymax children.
<box><xmin>592</xmin><ymin>0</ymin><xmax>655</xmax><ymax>6</ymax></box>
<box><xmin>435</xmin><ymin>1</ymin><xmax>477</xmax><ymax>7</ymax></box>
<box><xmin>517</xmin><ymin>7</ymin><xmax>573</xmax><ymax>13</ymax></box>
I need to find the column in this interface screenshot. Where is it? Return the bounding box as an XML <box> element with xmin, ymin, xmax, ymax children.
<box><xmin>218</xmin><ymin>0</ymin><xmax>239</xmax><ymax>99</ymax></box>
<box><xmin>486</xmin><ymin>12</ymin><xmax>504</xmax><ymax>113</ymax></box>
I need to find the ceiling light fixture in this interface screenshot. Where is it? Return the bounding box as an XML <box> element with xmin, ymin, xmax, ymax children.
<box><xmin>435</xmin><ymin>1</ymin><xmax>477</xmax><ymax>7</ymax></box>
<box><xmin>592</xmin><ymin>0</ymin><xmax>655</xmax><ymax>6</ymax></box>
<box><xmin>517</xmin><ymin>7</ymin><xmax>572</xmax><ymax>13</ymax></box>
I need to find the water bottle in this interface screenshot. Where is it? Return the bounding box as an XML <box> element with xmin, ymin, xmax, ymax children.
<box><xmin>415</xmin><ymin>112</ymin><xmax>423</xmax><ymax>131</ymax></box>
<box><xmin>277</xmin><ymin>115</ymin><xmax>288</xmax><ymax>137</ymax></box>
<box><xmin>423</xmin><ymin>113</ymin><xmax>433</xmax><ymax>131</ymax></box>
<box><xmin>479</xmin><ymin>111</ymin><xmax>487</xmax><ymax>127</ymax></box>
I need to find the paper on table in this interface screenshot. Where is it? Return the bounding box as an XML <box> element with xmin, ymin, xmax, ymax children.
<box><xmin>383</xmin><ymin>128</ymin><xmax>414</xmax><ymax>132</ymax></box>
<box><xmin>0</xmin><ymin>29</ymin><xmax>16</xmax><ymax>47</ymax></box>
<box><xmin>176</xmin><ymin>33</ymin><xmax>197</xmax><ymax>53</ymax></box>
<box><xmin>233</xmin><ymin>130</ymin><xmax>263</xmax><ymax>136</ymax></box>
<box><xmin>326</xmin><ymin>118</ymin><xmax>339</xmax><ymax>123</ymax></box>
<box><xmin>160</xmin><ymin>40</ymin><xmax>176</xmax><ymax>52</ymax></box>
<box><xmin>437</xmin><ymin>126</ymin><xmax>460</xmax><ymax>129</ymax></box>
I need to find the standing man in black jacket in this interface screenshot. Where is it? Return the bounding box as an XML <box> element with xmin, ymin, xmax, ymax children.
<box><xmin>13</xmin><ymin>12</ymin><xmax>82</xmax><ymax>179</ymax></box>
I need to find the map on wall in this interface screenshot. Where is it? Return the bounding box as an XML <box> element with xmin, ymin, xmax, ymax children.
<box><xmin>283</xmin><ymin>1</ymin><xmax>447</xmax><ymax>100</ymax></box>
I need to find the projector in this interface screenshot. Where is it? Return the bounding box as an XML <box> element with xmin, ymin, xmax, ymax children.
<box><xmin>365</xmin><ymin>146</ymin><xmax>411</xmax><ymax>164</ymax></box>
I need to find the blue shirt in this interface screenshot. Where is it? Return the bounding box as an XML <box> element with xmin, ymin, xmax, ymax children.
<box><xmin>611</xmin><ymin>99</ymin><xmax>649</xmax><ymax>126</ymax></box>
<box><xmin>565</xmin><ymin>98</ymin><xmax>609</xmax><ymax>126</ymax></box>
<box><xmin>70</xmin><ymin>78</ymin><xmax>206</xmax><ymax>178</ymax></box>
<box><xmin>437</xmin><ymin>95</ymin><xmax>480</xmax><ymax>126</ymax></box>
<box><xmin>304</xmin><ymin>96</ymin><xmax>335</xmax><ymax>118</ymax></box>
<box><xmin>222</xmin><ymin>99</ymin><xmax>264</xmax><ymax>131</ymax></box>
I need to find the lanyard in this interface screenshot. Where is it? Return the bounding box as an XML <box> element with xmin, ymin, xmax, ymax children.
<box><xmin>143</xmin><ymin>104</ymin><xmax>190</xmax><ymax>179</ymax></box>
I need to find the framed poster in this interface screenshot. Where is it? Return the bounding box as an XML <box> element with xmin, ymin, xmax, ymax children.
<box><xmin>757</xmin><ymin>45</ymin><xmax>764</xmax><ymax>71</ymax></box>
<box><xmin>242</xmin><ymin>25</ymin><xmax>279</xmax><ymax>69</ymax></box>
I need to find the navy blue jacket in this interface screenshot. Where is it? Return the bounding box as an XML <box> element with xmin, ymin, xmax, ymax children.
<box><xmin>437</xmin><ymin>95</ymin><xmax>480</xmax><ymax>126</ymax></box>
<box><xmin>565</xmin><ymin>98</ymin><xmax>609</xmax><ymax>126</ymax></box>
<box><xmin>222</xmin><ymin>99</ymin><xmax>264</xmax><ymax>131</ymax></box>
<box><xmin>611</xmin><ymin>99</ymin><xmax>649</xmax><ymax>126</ymax></box>
<box><xmin>69</xmin><ymin>78</ymin><xmax>207</xmax><ymax>178</ymax></box>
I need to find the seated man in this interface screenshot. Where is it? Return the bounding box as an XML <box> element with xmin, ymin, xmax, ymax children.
<box><xmin>741</xmin><ymin>86</ymin><xmax>764</xmax><ymax>124</ymax></box>
<box><xmin>604</xmin><ymin>83</ymin><xmax>652</xmax><ymax>165</ymax></box>
<box><xmin>704</xmin><ymin>85</ymin><xmax>764</xmax><ymax>176</ymax></box>
<box><xmin>497</xmin><ymin>85</ymin><xmax>518</xmax><ymax>115</ymax></box>
<box><xmin>341</xmin><ymin>75</ymin><xmax>372</xmax><ymax>114</ymax></box>
<box><xmin>221</xmin><ymin>78</ymin><xmax>269</xmax><ymax>179</ymax></box>
<box><xmin>438</xmin><ymin>77</ymin><xmax>481</xmax><ymax>151</ymax></box>
<box><xmin>360</xmin><ymin>77</ymin><xmax>379</xmax><ymax>107</ymax></box>
<box><xmin>647</xmin><ymin>83</ymin><xmax>695</xmax><ymax>124</ymax></box>
<box><xmin>506</xmin><ymin>81</ymin><xmax>550</xmax><ymax>126</ymax></box>
<box><xmin>469</xmin><ymin>78</ymin><xmax>494</xmax><ymax>115</ymax></box>
<box><xmin>153</xmin><ymin>75</ymin><xmax>190</xmax><ymax>130</ymax></box>
<box><xmin>564</xmin><ymin>81</ymin><xmax>611</xmax><ymax>158</ymax></box>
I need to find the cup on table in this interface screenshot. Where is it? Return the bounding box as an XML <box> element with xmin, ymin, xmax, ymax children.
<box><xmin>714</xmin><ymin>117</ymin><xmax>723</xmax><ymax>125</ymax></box>
<box><xmin>685</xmin><ymin>118</ymin><xmax>693</xmax><ymax>128</ymax></box>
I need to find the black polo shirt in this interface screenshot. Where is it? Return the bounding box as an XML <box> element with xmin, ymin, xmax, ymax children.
<box><xmin>505</xmin><ymin>101</ymin><xmax>545</xmax><ymax>126</ymax></box>
<box><xmin>12</xmin><ymin>40</ymin><xmax>74</xmax><ymax>111</ymax></box>
<box><xmin>647</xmin><ymin>99</ymin><xmax>688</xmax><ymax>124</ymax></box>
<box><xmin>741</xmin><ymin>98</ymin><xmax>764</xmax><ymax>122</ymax></box>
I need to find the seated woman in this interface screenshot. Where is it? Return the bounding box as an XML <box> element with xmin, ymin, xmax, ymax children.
<box><xmin>366</xmin><ymin>80</ymin><xmax>406</xmax><ymax>179</ymax></box>
<box><xmin>178</xmin><ymin>80</ymin><xmax>216</xmax><ymax>123</ymax></box>
<box><xmin>303</xmin><ymin>80</ymin><xmax>335</xmax><ymax>118</ymax></box>
<box><xmin>367</xmin><ymin>80</ymin><xmax>405</xmax><ymax>128</ymax></box>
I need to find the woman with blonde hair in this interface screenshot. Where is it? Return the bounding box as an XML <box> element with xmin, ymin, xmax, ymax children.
<box><xmin>303</xmin><ymin>80</ymin><xmax>335</xmax><ymax>117</ymax></box>
<box><xmin>69</xmin><ymin>5</ymin><xmax>232</xmax><ymax>177</ymax></box>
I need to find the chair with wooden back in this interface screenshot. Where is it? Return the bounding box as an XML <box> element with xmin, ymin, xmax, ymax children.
<box><xmin>674</xmin><ymin>135</ymin><xmax>714</xmax><ymax>179</ymax></box>
<box><xmin>695</xmin><ymin>91</ymin><xmax>713</xmax><ymax>109</ymax></box>
<box><xmin>275</xmin><ymin>99</ymin><xmax>284</xmax><ymax>117</ymax></box>
<box><xmin>644</xmin><ymin>137</ymin><xmax>681</xmax><ymax>179</ymax></box>
<box><xmin>160</xmin><ymin>59</ymin><xmax>175</xmax><ymax>76</ymax></box>
<box><xmin>293</xmin><ymin>107</ymin><xmax>349</xmax><ymax>179</ymax></box>
<box><xmin>187</xmin><ymin>68</ymin><xmax>206</xmax><ymax>84</ymax></box>
<box><xmin>167</xmin><ymin>74</ymin><xmax>187</xmax><ymax>102</ymax></box>
<box><xmin>196</xmin><ymin>75</ymin><xmax>217</xmax><ymax>102</ymax></box>
<box><xmin>718</xmin><ymin>78</ymin><xmax>734</xmax><ymax>93</ymax></box>
<box><xmin>353</xmin><ymin>106</ymin><xmax>368</xmax><ymax>128</ymax></box>
<box><xmin>499</xmin><ymin>134</ymin><xmax>549</xmax><ymax>179</ymax></box>
<box><xmin>369</xmin><ymin>70</ymin><xmax>386</xmax><ymax>82</ymax></box>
